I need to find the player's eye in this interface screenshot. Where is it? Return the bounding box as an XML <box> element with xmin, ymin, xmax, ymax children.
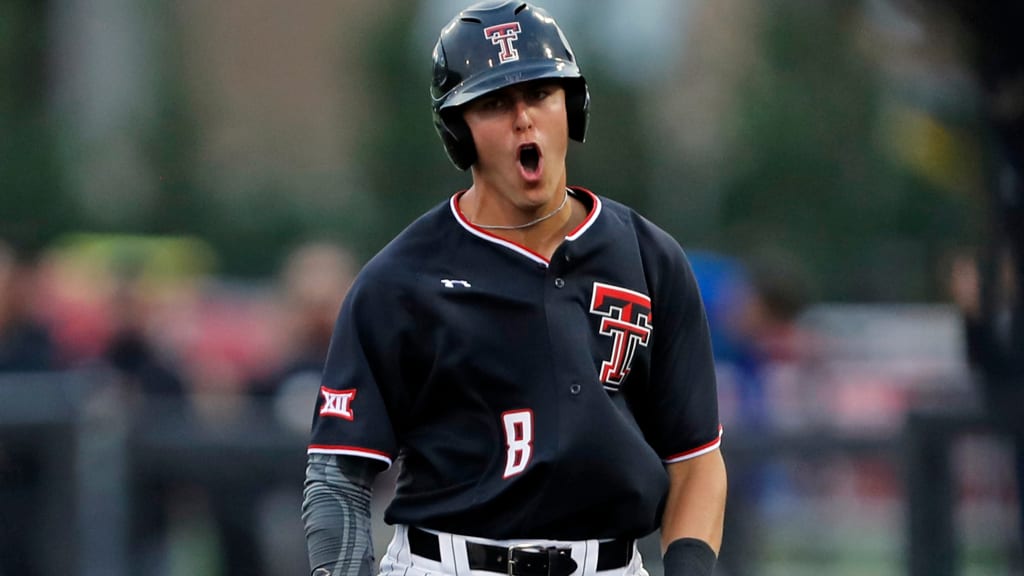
<box><xmin>478</xmin><ymin>96</ymin><xmax>507</xmax><ymax>111</ymax></box>
<box><xmin>528</xmin><ymin>83</ymin><xmax>559</xmax><ymax>103</ymax></box>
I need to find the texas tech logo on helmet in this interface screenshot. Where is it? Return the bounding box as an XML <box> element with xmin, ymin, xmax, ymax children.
<box><xmin>590</xmin><ymin>282</ymin><xmax>653</xmax><ymax>391</ymax></box>
<box><xmin>483</xmin><ymin>22</ymin><xmax>522</xmax><ymax>63</ymax></box>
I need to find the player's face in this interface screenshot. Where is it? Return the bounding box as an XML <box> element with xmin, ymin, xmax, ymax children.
<box><xmin>463</xmin><ymin>81</ymin><xmax>569</xmax><ymax>210</ymax></box>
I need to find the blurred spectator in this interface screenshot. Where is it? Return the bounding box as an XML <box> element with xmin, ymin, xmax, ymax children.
<box><xmin>0</xmin><ymin>240</ymin><xmax>59</xmax><ymax>576</ymax></box>
<box><xmin>931</xmin><ymin>2</ymin><xmax>1024</xmax><ymax>563</ymax></box>
<box><xmin>948</xmin><ymin>247</ymin><xmax>1024</xmax><ymax>553</ymax></box>
<box><xmin>87</xmin><ymin>260</ymin><xmax>194</xmax><ymax>574</ymax></box>
<box><xmin>731</xmin><ymin>253</ymin><xmax>814</xmax><ymax>364</ymax></box>
<box><xmin>250</xmin><ymin>241</ymin><xmax>357</xmax><ymax>576</ymax></box>
<box><xmin>688</xmin><ymin>251</ymin><xmax>767</xmax><ymax>436</ymax></box>
<box><xmin>696</xmin><ymin>249</ymin><xmax>820</xmax><ymax>432</ymax></box>
<box><xmin>0</xmin><ymin>241</ymin><xmax>57</xmax><ymax>372</ymax></box>
<box><xmin>101</xmin><ymin>263</ymin><xmax>188</xmax><ymax>408</ymax></box>
<box><xmin>255</xmin><ymin>241</ymin><xmax>356</xmax><ymax>432</ymax></box>
<box><xmin>692</xmin><ymin>248</ymin><xmax>820</xmax><ymax>576</ymax></box>
<box><xmin>941</xmin><ymin>0</ymin><xmax>1024</xmax><ymax>432</ymax></box>
<box><xmin>949</xmin><ymin>248</ymin><xmax>1023</xmax><ymax>393</ymax></box>
<box><xmin>189</xmin><ymin>241</ymin><xmax>357</xmax><ymax>576</ymax></box>
<box><xmin>730</xmin><ymin>251</ymin><xmax>821</xmax><ymax>429</ymax></box>
<box><xmin>178</xmin><ymin>284</ymin><xmax>278</xmax><ymax>424</ymax></box>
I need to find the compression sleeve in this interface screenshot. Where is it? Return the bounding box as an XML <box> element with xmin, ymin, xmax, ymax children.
<box><xmin>302</xmin><ymin>453</ymin><xmax>381</xmax><ymax>576</ymax></box>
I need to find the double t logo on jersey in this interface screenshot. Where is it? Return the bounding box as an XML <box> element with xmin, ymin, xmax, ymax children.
<box><xmin>589</xmin><ymin>282</ymin><xmax>653</xmax><ymax>391</ymax></box>
<box><xmin>483</xmin><ymin>22</ymin><xmax>522</xmax><ymax>63</ymax></box>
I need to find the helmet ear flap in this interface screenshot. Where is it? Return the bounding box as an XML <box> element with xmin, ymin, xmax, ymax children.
<box><xmin>434</xmin><ymin>109</ymin><xmax>476</xmax><ymax>171</ymax></box>
<box><xmin>565</xmin><ymin>78</ymin><xmax>590</xmax><ymax>143</ymax></box>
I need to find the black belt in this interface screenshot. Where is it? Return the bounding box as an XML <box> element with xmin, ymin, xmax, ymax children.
<box><xmin>407</xmin><ymin>526</ymin><xmax>634</xmax><ymax>576</ymax></box>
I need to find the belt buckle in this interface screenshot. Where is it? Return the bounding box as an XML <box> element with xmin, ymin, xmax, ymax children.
<box><xmin>506</xmin><ymin>543</ymin><xmax>575</xmax><ymax>576</ymax></box>
<box><xmin>506</xmin><ymin>543</ymin><xmax>544</xmax><ymax>576</ymax></box>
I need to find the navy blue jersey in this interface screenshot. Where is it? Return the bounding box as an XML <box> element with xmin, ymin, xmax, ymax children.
<box><xmin>308</xmin><ymin>187</ymin><xmax>720</xmax><ymax>540</ymax></box>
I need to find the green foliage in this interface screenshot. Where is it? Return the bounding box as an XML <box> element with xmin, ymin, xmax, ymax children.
<box><xmin>0</xmin><ymin>0</ymin><xmax>80</xmax><ymax>255</ymax></box>
<box><xmin>357</xmin><ymin>7</ymin><xmax>465</xmax><ymax>256</ymax></box>
<box><xmin>142</xmin><ymin>18</ymin><xmax>213</xmax><ymax>241</ymax></box>
<box><xmin>568</xmin><ymin>66</ymin><xmax>653</xmax><ymax>210</ymax></box>
<box><xmin>716</xmin><ymin>1</ymin><xmax>984</xmax><ymax>301</ymax></box>
<box><xmin>139</xmin><ymin>6</ymin><xmax>312</xmax><ymax>277</ymax></box>
<box><xmin>1</xmin><ymin>0</ymin><xmax>987</xmax><ymax>292</ymax></box>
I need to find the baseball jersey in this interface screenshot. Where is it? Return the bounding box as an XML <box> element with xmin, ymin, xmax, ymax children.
<box><xmin>308</xmin><ymin>187</ymin><xmax>721</xmax><ymax>540</ymax></box>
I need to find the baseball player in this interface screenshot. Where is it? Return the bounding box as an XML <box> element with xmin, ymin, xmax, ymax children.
<box><xmin>302</xmin><ymin>3</ymin><xmax>727</xmax><ymax>576</ymax></box>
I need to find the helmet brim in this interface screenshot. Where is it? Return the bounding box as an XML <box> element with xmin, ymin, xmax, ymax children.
<box><xmin>435</xmin><ymin>59</ymin><xmax>583</xmax><ymax>111</ymax></box>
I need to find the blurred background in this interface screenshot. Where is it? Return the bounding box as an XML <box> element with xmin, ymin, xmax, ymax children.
<box><xmin>1</xmin><ymin>0</ymin><xmax>1022</xmax><ymax>575</ymax></box>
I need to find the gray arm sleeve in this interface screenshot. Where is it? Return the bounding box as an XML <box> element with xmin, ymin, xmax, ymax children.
<box><xmin>302</xmin><ymin>453</ymin><xmax>382</xmax><ymax>576</ymax></box>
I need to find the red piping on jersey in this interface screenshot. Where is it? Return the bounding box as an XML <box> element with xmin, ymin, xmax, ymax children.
<box><xmin>450</xmin><ymin>187</ymin><xmax>601</xmax><ymax>265</ymax></box>
<box><xmin>564</xmin><ymin>187</ymin><xmax>601</xmax><ymax>240</ymax></box>
<box><xmin>307</xmin><ymin>444</ymin><xmax>392</xmax><ymax>461</ymax></box>
<box><xmin>663</xmin><ymin>424</ymin><xmax>724</xmax><ymax>463</ymax></box>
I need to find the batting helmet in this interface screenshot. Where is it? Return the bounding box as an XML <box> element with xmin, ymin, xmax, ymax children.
<box><xmin>430</xmin><ymin>1</ymin><xmax>590</xmax><ymax>170</ymax></box>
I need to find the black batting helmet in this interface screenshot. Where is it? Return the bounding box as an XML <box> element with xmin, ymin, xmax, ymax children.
<box><xmin>430</xmin><ymin>1</ymin><xmax>590</xmax><ymax>170</ymax></box>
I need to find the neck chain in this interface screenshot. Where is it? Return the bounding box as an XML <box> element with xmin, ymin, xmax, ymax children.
<box><xmin>472</xmin><ymin>189</ymin><xmax>570</xmax><ymax>231</ymax></box>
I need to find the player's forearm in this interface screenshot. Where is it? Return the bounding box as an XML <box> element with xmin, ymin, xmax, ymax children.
<box><xmin>660</xmin><ymin>450</ymin><xmax>727</xmax><ymax>554</ymax></box>
<box><xmin>659</xmin><ymin>451</ymin><xmax>727</xmax><ymax>576</ymax></box>
<box><xmin>302</xmin><ymin>454</ymin><xmax>378</xmax><ymax>576</ymax></box>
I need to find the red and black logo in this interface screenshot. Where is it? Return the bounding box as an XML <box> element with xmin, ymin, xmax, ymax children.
<box><xmin>483</xmin><ymin>22</ymin><xmax>522</xmax><ymax>64</ymax></box>
<box><xmin>589</xmin><ymin>282</ymin><xmax>652</xmax><ymax>391</ymax></box>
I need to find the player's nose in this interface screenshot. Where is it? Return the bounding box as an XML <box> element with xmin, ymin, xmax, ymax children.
<box><xmin>512</xmin><ymin>99</ymin><xmax>533</xmax><ymax>132</ymax></box>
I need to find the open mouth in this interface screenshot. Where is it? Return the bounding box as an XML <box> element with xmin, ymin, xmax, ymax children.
<box><xmin>518</xmin><ymin>144</ymin><xmax>541</xmax><ymax>174</ymax></box>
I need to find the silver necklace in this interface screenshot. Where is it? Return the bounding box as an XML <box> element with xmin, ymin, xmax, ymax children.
<box><xmin>473</xmin><ymin>189</ymin><xmax>570</xmax><ymax>231</ymax></box>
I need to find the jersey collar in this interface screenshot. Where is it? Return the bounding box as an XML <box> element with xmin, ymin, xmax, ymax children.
<box><xmin>449</xmin><ymin>187</ymin><xmax>603</xmax><ymax>266</ymax></box>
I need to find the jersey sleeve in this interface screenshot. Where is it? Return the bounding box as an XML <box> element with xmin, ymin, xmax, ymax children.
<box><xmin>635</xmin><ymin>223</ymin><xmax>722</xmax><ymax>462</ymax></box>
<box><xmin>308</xmin><ymin>273</ymin><xmax>412</xmax><ymax>468</ymax></box>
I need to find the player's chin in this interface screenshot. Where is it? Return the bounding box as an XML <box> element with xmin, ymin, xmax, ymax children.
<box><xmin>521</xmin><ymin>187</ymin><xmax>558</xmax><ymax>213</ymax></box>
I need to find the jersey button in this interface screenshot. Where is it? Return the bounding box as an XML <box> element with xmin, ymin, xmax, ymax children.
<box><xmin>554</xmin><ymin>277</ymin><xmax>565</xmax><ymax>288</ymax></box>
<box><xmin>569</xmin><ymin>384</ymin><xmax>582</xmax><ymax>395</ymax></box>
